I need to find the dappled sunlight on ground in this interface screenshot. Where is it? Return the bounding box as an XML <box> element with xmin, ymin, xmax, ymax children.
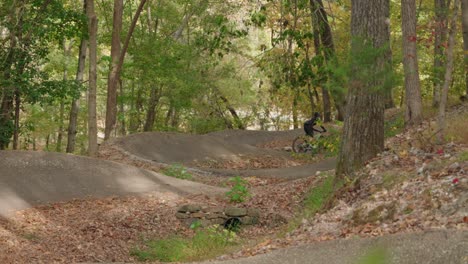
<box><xmin>0</xmin><ymin>188</ymin><xmax>31</xmax><ymax>218</ymax></box>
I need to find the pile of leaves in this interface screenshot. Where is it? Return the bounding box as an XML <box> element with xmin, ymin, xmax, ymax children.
<box><xmin>220</xmin><ymin>131</ymin><xmax>467</xmax><ymax>259</ymax></box>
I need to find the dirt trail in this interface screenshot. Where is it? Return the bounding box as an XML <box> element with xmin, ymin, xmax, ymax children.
<box><xmin>0</xmin><ymin>151</ymin><xmax>226</xmax><ymax>216</ymax></box>
<box><xmin>103</xmin><ymin>129</ymin><xmax>336</xmax><ymax>180</ymax></box>
<box><xmin>200</xmin><ymin>230</ymin><xmax>468</xmax><ymax>264</ymax></box>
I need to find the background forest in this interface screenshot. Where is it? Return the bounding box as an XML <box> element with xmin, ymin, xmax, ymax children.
<box><xmin>0</xmin><ymin>0</ymin><xmax>467</xmax><ymax>157</ymax></box>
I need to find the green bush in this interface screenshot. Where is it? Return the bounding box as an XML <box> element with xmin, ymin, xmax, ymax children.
<box><xmin>307</xmin><ymin>127</ymin><xmax>341</xmax><ymax>157</ymax></box>
<box><xmin>162</xmin><ymin>164</ymin><xmax>193</xmax><ymax>180</ymax></box>
<box><xmin>189</xmin><ymin>117</ymin><xmax>226</xmax><ymax>134</ymax></box>
<box><xmin>131</xmin><ymin>226</ymin><xmax>238</xmax><ymax>262</ymax></box>
<box><xmin>226</xmin><ymin>176</ymin><xmax>250</xmax><ymax>203</ymax></box>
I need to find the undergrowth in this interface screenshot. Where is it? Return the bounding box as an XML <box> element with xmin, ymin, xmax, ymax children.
<box><xmin>446</xmin><ymin>113</ymin><xmax>468</xmax><ymax>144</ymax></box>
<box><xmin>384</xmin><ymin>113</ymin><xmax>404</xmax><ymax>138</ymax></box>
<box><xmin>131</xmin><ymin>226</ymin><xmax>239</xmax><ymax>262</ymax></box>
<box><xmin>226</xmin><ymin>176</ymin><xmax>251</xmax><ymax>203</ymax></box>
<box><xmin>284</xmin><ymin>173</ymin><xmax>342</xmax><ymax>234</ymax></box>
<box><xmin>162</xmin><ymin>164</ymin><xmax>193</xmax><ymax>180</ymax></box>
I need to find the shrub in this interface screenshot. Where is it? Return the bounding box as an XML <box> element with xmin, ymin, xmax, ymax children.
<box><xmin>226</xmin><ymin>176</ymin><xmax>250</xmax><ymax>203</ymax></box>
<box><xmin>162</xmin><ymin>164</ymin><xmax>193</xmax><ymax>180</ymax></box>
<box><xmin>131</xmin><ymin>226</ymin><xmax>238</xmax><ymax>262</ymax></box>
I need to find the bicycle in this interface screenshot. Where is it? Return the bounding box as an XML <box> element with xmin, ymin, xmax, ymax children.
<box><xmin>292</xmin><ymin>126</ymin><xmax>327</xmax><ymax>153</ymax></box>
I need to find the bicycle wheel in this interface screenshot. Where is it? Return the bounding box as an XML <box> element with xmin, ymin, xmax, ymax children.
<box><xmin>292</xmin><ymin>136</ymin><xmax>310</xmax><ymax>153</ymax></box>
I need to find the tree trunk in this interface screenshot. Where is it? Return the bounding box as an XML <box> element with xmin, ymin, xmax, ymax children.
<box><xmin>87</xmin><ymin>0</ymin><xmax>98</xmax><ymax>157</ymax></box>
<box><xmin>0</xmin><ymin>26</ymin><xmax>17</xmax><ymax>150</ymax></box>
<box><xmin>310</xmin><ymin>0</ymin><xmax>346</xmax><ymax>121</ymax></box>
<box><xmin>219</xmin><ymin>95</ymin><xmax>245</xmax><ymax>130</ymax></box>
<box><xmin>56</xmin><ymin>100</ymin><xmax>65</xmax><ymax>152</ymax></box>
<box><xmin>336</xmin><ymin>0</ymin><xmax>390</xmax><ymax>177</ymax></box>
<box><xmin>13</xmin><ymin>88</ymin><xmax>20</xmax><ymax>150</ymax></box>
<box><xmin>118</xmin><ymin>79</ymin><xmax>126</xmax><ymax>136</ymax></box>
<box><xmin>57</xmin><ymin>41</ymin><xmax>72</xmax><ymax>152</ymax></box>
<box><xmin>67</xmin><ymin>1</ymin><xmax>88</xmax><ymax>154</ymax></box>
<box><xmin>437</xmin><ymin>0</ymin><xmax>459</xmax><ymax>142</ymax></box>
<box><xmin>433</xmin><ymin>0</ymin><xmax>449</xmax><ymax>107</ymax></box>
<box><xmin>402</xmin><ymin>0</ymin><xmax>423</xmax><ymax>127</ymax></box>
<box><xmin>104</xmin><ymin>0</ymin><xmax>147</xmax><ymax>140</ymax></box>
<box><xmin>462</xmin><ymin>0</ymin><xmax>468</xmax><ymax>95</ymax></box>
<box><xmin>129</xmin><ymin>84</ymin><xmax>144</xmax><ymax>132</ymax></box>
<box><xmin>143</xmin><ymin>86</ymin><xmax>161</xmax><ymax>132</ymax></box>
<box><xmin>104</xmin><ymin>0</ymin><xmax>123</xmax><ymax>140</ymax></box>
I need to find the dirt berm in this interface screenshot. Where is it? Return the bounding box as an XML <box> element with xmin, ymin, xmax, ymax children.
<box><xmin>104</xmin><ymin>130</ymin><xmax>303</xmax><ymax>164</ymax></box>
<box><xmin>0</xmin><ymin>150</ymin><xmax>225</xmax><ymax>216</ymax></box>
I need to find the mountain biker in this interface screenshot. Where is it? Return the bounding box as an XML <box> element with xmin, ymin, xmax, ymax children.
<box><xmin>303</xmin><ymin>112</ymin><xmax>326</xmax><ymax>137</ymax></box>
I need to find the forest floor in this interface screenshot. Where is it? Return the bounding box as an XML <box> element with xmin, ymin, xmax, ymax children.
<box><xmin>0</xmin><ymin>103</ymin><xmax>467</xmax><ymax>263</ymax></box>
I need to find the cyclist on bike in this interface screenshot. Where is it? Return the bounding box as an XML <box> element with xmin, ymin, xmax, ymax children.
<box><xmin>303</xmin><ymin>112</ymin><xmax>326</xmax><ymax>137</ymax></box>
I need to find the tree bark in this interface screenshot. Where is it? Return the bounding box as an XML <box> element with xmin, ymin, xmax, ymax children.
<box><xmin>433</xmin><ymin>0</ymin><xmax>449</xmax><ymax>107</ymax></box>
<box><xmin>310</xmin><ymin>0</ymin><xmax>346</xmax><ymax>121</ymax></box>
<box><xmin>67</xmin><ymin>1</ymin><xmax>88</xmax><ymax>154</ymax></box>
<box><xmin>336</xmin><ymin>0</ymin><xmax>390</xmax><ymax>177</ymax></box>
<box><xmin>87</xmin><ymin>0</ymin><xmax>98</xmax><ymax>157</ymax></box>
<box><xmin>219</xmin><ymin>95</ymin><xmax>246</xmax><ymax>130</ymax></box>
<box><xmin>143</xmin><ymin>86</ymin><xmax>161</xmax><ymax>132</ymax></box>
<box><xmin>402</xmin><ymin>0</ymin><xmax>423</xmax><ymax>127</ymax></box>
<box><xmin>12</xmin><ymin>89</ymin><xmax>20</xmax><ymax>150</ymax></box>
<box><xmin>462</xmin><ymin>0</ymin><xmax>468</xmax><ymax>95</ymax></box>
<box><xmin>57</xmin><ymin>41</ymin><xmax>72</xmax><ymax>152</ymax></box>
<box><xmin>104</xmin><ymin>0</ymin><xmax>147</xmax><ymax>140</ymax></box>
<box><xmin>437</xmin><ymin>0</ymin><xmax>459</xmax><ymax>142</ymax></box>
<box><xmin>104</xmin><ymin>0</ymin><xmax>123</xmax><ymax>140</ymax></box>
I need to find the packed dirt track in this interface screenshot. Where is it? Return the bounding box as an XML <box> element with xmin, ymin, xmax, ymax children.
<box><xmin>104</xmin><ymin>129</ymin><xmax>303</xmax><ymax>164</ymax></box>
<box><xmin>101</xmin><ymin>129</ymin><xmax>337</xmax><ymax>179</ymax></box>
<box><xmin>0</xmin><ymin>150</ymin><xmax>226</xmax><ymax>216</ymax></box>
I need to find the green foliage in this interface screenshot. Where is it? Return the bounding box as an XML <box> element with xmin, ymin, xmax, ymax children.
<box><xmin>0</xmin><ymin>118</ymin><xmax>14</xmax><ymax>148</ymax></box>
<box><xmin>162</xmin><ymin>164</ymin><xmax>193</xmax><ymax>180</ymax></box>
<box><xmin>226</xmin><ymin>176</ymin><xmax>250</xmax><ymax>203</ymax></box>
<box><xmin>131</xmin><ymin>226</ymin><xmax>238</xmax><ymax>262</ymax></box>
<box><xmin>384</xmin><ymin>114</ymin><xmax>405</xmax><ymax>138</ymax></box>
<box><xmin>309</xmin><ymin>128</ymin><xmax>341</xmax><ymax>157</ymax></box>
<box><xmin>189</xmin><ymin>117</ymin><xmax>227</xmax><ymax>134</ymax></box>
<box><xmin>303</xmin><ymin>174</ymin><xmax>336</xmax><ymax>217</ymax></box>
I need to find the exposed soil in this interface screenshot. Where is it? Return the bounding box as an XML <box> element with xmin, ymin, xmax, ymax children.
<box><xmin>1</xmin><ymin>104</ymin><xmax>467</xmax><ymax>263</ymax></box>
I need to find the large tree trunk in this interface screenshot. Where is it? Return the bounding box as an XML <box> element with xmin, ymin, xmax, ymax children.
<box><xmin>402</xmin><ymin>0</ymin><xmax>423</xmax><ymax>127</ymax></box>
<box><xmin>437</xmin><ymin>0</ymin><xmax>459</xmax><ymax>142</ymax></box>
<box><xmin>433</xmin><ymin>0</ymin><xmax>449</xmax><ymax>107</ymax></box>
<box><xmin>87</xmin><ymin>0</ymin><xmax>98</xmax><ymax>157</ymax></box>
<box><xmin>67</xmin><ymin>1</ymin><xmax>88</xmax><ymax>154</ymax></box>
<box><xmin>462</xmin><ymin>0</ymin><xmax>468</xmax><ymax>95</ymax></box>
<box><xmin>104</xmin><ymin>0</ymin><xmax>147</xmax><ymax>140</ymax></box>
<box><xmin>336</xmin><ymin>0</ymin><xmax>390</xmax><ymax>177</ymax></box>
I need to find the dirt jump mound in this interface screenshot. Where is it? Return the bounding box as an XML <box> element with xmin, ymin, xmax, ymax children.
<box><xmin>0</xmin><ymin>151</ymin><xmax>225</xmax><ymax>216</ymax></box>
<box><xmin>103</xmin><ymin>130</ymin><xmax>302</xmax><ymax>164</ymax></box>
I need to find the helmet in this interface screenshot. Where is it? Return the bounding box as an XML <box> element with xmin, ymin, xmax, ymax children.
<box><xmin>313</xmin><ymin>112</ymin><xmax>321</xmax><ymax>118</ymax></box>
